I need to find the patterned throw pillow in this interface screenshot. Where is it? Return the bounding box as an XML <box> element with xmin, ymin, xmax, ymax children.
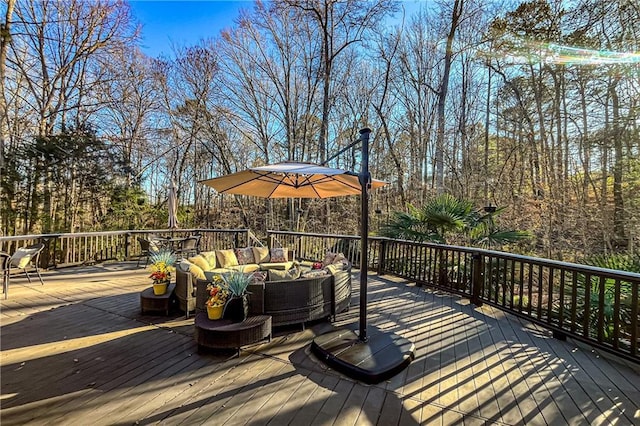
<box><xmin>331</xmin><ymin>252</ymin><xmax>349</xmax><ymax>270</ymax></box>
<box><xmin>250</xmin><ymin>271</ymin><xmax>268</xmax><ymax>283</ymax></box>
<box><xmin>215</xmin><ymin>249</ymin><xmax>239</xmax><ymax>268</ymax></box>
<box><xmin>322</xmin><ymin>251</ymin><xmax>337</xmax><ymax>268</ymax></box>
<box><xmin>234</xmin><ymin>247</ymin><xmax>255</xmax><ymax>265</ymax></box>
<box><xmin>252</xmin><ymin>246</ymin><xmax>270</xmax><ymax>263</ymax></box>
<box><xmin>269</xmin><ymin>247</ymin><xmax>288</xmax><ymax>263</ymax></box>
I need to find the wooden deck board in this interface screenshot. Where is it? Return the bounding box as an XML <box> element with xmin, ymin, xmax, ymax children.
<box><xmin>2</xmin><ymin>262</ymin><xmax>639</xmax><ymax>425</ymax></box>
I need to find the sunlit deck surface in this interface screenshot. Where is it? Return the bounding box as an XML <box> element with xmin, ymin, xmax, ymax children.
<box><xmin>1</xmin><ymin>262</ymin><xmax>639</xmax><ymax>425</ymax></box>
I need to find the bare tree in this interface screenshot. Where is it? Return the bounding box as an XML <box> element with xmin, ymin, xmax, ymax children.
<box><xmin>282</xmin><ymin>0</ymin><xmax>397</xmax><ymax>162</ymax></box>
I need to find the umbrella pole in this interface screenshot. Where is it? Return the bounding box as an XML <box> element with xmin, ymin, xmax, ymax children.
<box><xmin>310</xmin><ymin>127</ymin><xmax>414</xmax><ymax>384</ymax></box>
<box><xmin>358</xmin><ymin>128</ymin><xmax>370</xmax><ymax>342</ymax></box>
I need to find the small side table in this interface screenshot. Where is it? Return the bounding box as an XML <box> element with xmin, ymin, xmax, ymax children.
<box><xmin>140</xmin><ymin>283</ymin><xmax>176</xmax><ymax>315</ymax></box>
<box><xmin>194</xmin><ymin>313</ymin><xmax>272</xmax><ymax>356</ymax></box>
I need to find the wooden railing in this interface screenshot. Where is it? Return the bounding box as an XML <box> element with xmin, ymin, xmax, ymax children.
<box><xmin>0</xmin><ymin>229</ymin><xmax>253</xmax><ymax>268</ymax></box>
<box><xmin>268</xmin><ymin>230</ymin><xmax>640</xmax><ymax>364</ymax></box>
<box><xmin>2</xmin><ymin>228</ymin><xmax>638</xmax><ymax>363</ymax></box>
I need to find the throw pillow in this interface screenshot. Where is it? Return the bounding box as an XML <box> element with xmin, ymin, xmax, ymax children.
<box><xmin>250</xmin><ymin>270</ymin><xmax>268</xmax><ymax>283</ymax></box>
<box><xmin>268</xmin><ymin>266</ymin><xmax>300</xmax><ymax>281</ymax></box>
<box><xmin>200</xmin><ymin>251</ymin><xmax>217</xmax><ymax>269</ymax></box>
<box><xmin>301</xmin><ymin>269</ymin><xmax>329</xmax><ymax>278</ymax></box>
<box><xmin>332</xmin><ymin>252</ymin><xmax>349</xmax><ymax>269</ymax></box>
<box><xmin>324</xmin><ymin>264</ymin><xmax>341</xmax><ymax>275</ymax></box>
<box><xmin>269</xmin><ymin>247</ymin><xmax>288</xmax><ymax>263</ymax></box>
<box><xmin>216</xmin><ymin>249</ymin><xmax>239</xmax><ymax>268</ymax></box>
<box><xmin>234</xmin><ymin>247</ymin><xmax>255</xmax><ymax>265</ymax></box>
<box><xmin>252</xmin><ymin>246</ymin><xmax>270</xmax><ymax>263</ymax></box>
<box><xmin>188</xmin><ymin>255</ymin><xmax>211</xmax><ymax>272</ymax></box>
<box><xmin>322</xmin><ymin>251</ymin><xmax>337</xmax><ymax>268</ymax></box>
<box><xmin>182</xmin><ymin>260</ymin><xmax>205</xmax><ymax>280</ymax></box>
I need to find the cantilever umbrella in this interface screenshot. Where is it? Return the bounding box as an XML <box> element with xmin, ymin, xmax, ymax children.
<box><xmin>199</xmin><ymin>162</ymin><xmax>386</xmax><ymax>199</ymax></box>
<box><xmin>200</xmin><ymin>129</ymin><xmax>414</xmax><ymax>384</ymax></box>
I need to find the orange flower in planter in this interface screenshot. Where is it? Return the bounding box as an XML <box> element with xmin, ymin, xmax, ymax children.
<box><xmin>205</xmin><ymin>282</ymin><xmax>229</xmax><ymax>308</ymax></box>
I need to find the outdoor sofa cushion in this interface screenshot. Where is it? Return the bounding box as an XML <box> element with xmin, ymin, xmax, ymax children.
<box><xmin>216</xmin><ymin>249</ymin><xmax>239</xmax><ymax>268</ymax></box>
<box><xmin>234</xmin><ymin>247</ymin><xmax>255</xmax><ymax>264</ymax></box>
<box><xmin>188</xmin><ymin>255</ymin><xmax>210</xmax><ymax>273</ymax></box>
<box><xmin>269</xmin><ymin>247</ymin><xmax>288</xmax><ymax>262</ymax></box>
<box><xmin>268</xmin><ymin>266</ymin><xmax>301</xmax><ymax>281</ymax></box>
<box><xmin>252</xmin><ymin>246</ymin><xmax>270</xmax><ymax>263</ymax></box>
<box><xmin>259</xmin><ymin>261</ymin><xmax>294</xmax><ymax>271</ymax></box>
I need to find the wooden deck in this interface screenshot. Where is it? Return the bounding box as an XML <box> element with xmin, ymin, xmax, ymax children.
<box><xmin>1</xmin><ymin>262</ymin><xmax>639</xmax><ymax>425</ymax></box>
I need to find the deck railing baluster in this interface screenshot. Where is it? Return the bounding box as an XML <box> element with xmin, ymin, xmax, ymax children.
<box><xmin>559</xmin><ymin>269</ymin><xmax>565</xmax><ymax>329</ymax></box>
<box><xmin>613</xmin><ymin>278</ymin><xmax>621</xmax><ymax>349</ymax></box>
<box><xmin>597</xmin><ymin>276</ymin><xmax>606</xmax><ymax>343</ymax></box>
<box><xmin>631</xmin><ymin>282</ymin><xmax>638</xmax><ymax>356</ymax></box>
<box><xmin>547</xmin><ymin>267</ymin><xmax>555</xmax><ymax>324</ymax></box>
<box><xmin>584</xmin><ymin>274</ymin><xmax>592</xmax><ymax>338</ymax></box>
<box><xmin>570</xmin><ymin>271</ymin><xmax>578</xmax><ymax>333</ymax></box>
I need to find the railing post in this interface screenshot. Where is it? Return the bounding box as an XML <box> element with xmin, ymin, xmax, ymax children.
<box><xmin>296</xmin><ymin>235</ymin><xmax>302</xmax><ymax>260</ymax></box>
<box><xmin>377</xmin><ymin>239</ymin><xmax>387</xmax><ymax>275</ymax></box>
<box><xmin>125</xmin><ymin>232</ymin><xmax>132</xmax><ymax>260</ymax></box>
<box><xmin>472</xmin><ymin>251</ymin><xmax>484</xmax><ymax>306</ymax></box>
<box><xmin>39</xmin><ymin>236</ymin><xmax>55</xmax><ymax>269</ymax></box>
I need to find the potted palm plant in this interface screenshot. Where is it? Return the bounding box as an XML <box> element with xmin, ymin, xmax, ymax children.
<box><xmin>220</xmin><ymin>270</ymin><xmax>253</xmax><ymax>322</ymax></box>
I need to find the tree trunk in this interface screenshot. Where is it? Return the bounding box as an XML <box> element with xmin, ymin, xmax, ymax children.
<box><xmin>610</xmin><ymin>82</ymin><xmax>626</xmax><ymax>247</ymax></box>
<box><xmin>434</xmin><ymin>0</ymin><xmax>463</xmax><ymax>193</ymax></box>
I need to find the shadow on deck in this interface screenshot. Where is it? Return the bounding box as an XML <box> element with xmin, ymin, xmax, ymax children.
<box><xmin>1</xmin><ymin>262</ymin><xmax>639</xmax><ymax>425</ymax></box>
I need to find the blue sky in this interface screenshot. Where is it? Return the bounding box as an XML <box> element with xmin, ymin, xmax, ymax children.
<box><xmin>129</xmin><ymin>1</ymin><xmax>253</xmax><ymax>57</ymax></box>
<box><xmin>128</xmin><ymin>1</ymin><xmax>424</xmax><ymax>57</ymax></box>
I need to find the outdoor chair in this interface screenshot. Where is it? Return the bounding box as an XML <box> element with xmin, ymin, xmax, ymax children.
<box><xmin>176</xmin><ymin>235</ymin><xmax>200</xmax><ymax>258</ymax></box>
<box><xmin>137</xmin><ymin>237</ymin><xmax>161</xmax><ymax>267</ymax></box>
<box><xmin>3</xmin><ymin>243</ymin><xmax>46</xmax><ymax>299</ymax></box>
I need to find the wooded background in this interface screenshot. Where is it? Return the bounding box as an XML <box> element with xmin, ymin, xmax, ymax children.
<box><xmin>1</xmin><ymin>0</ymin><xmax>639</xmax><ymax>262</ymax></box>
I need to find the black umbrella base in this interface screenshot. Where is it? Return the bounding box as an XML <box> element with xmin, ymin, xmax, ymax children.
<box><xmin>311</xmin><ymin>327</ymin><xmax>415</xmax><ymax>384</ymax></box>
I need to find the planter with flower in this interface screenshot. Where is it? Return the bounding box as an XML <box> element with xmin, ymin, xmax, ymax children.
<box><xmin>204</xmin><ymin>270</ymin><xmax>253</xmax><ymax>322</ymax></box>
<box><xmin>205</xmin><ymin>279</ymin><xmax>229</xmax><ymax>320</ymax></box>
<box><xmin>148</xmin><ymin>249</ymin><xmax>176</xmax><ymax>295</ymax></box>
<box><xmin>223</xmin><ymin>270</ymin><xmax>254</xmax><ymax>322</ymax></box>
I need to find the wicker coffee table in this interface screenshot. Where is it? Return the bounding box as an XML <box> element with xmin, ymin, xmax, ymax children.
<box><xmin>140</xmin><ymin>283</ymin><xmax>175</xmax><ymax>315</ymax></box>
<box><xmin>194</xmin><ymin>313</ymin><xmax>272</xmax><ymax>356</ymax></box>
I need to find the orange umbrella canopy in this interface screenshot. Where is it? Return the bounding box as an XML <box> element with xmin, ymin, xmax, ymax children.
<box><xmin>200</xmin><ymin>162</ymin><xmax>386</xmax><ymax>199</ymax></box>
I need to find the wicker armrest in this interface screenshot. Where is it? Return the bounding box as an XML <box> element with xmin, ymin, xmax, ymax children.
<box><xmin>248</xmin><ymin>282</ymin><xmax>265</xmax><ymax>315</ymax></box>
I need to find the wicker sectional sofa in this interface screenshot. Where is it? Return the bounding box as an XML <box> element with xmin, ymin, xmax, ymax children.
<box><xmin>196</xmin><ymin>265</ymin><xmax>351</xmax><ymax>327</ymax></box>
<box><xmin>174</xmin><ymin>247</ymin><xmax>293</xmax><ymax>315</ymax></box>
<box><xmin>174</xmin><ymin>247</ymin><xmax>352</xmax><ymax>327</ymax></box>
